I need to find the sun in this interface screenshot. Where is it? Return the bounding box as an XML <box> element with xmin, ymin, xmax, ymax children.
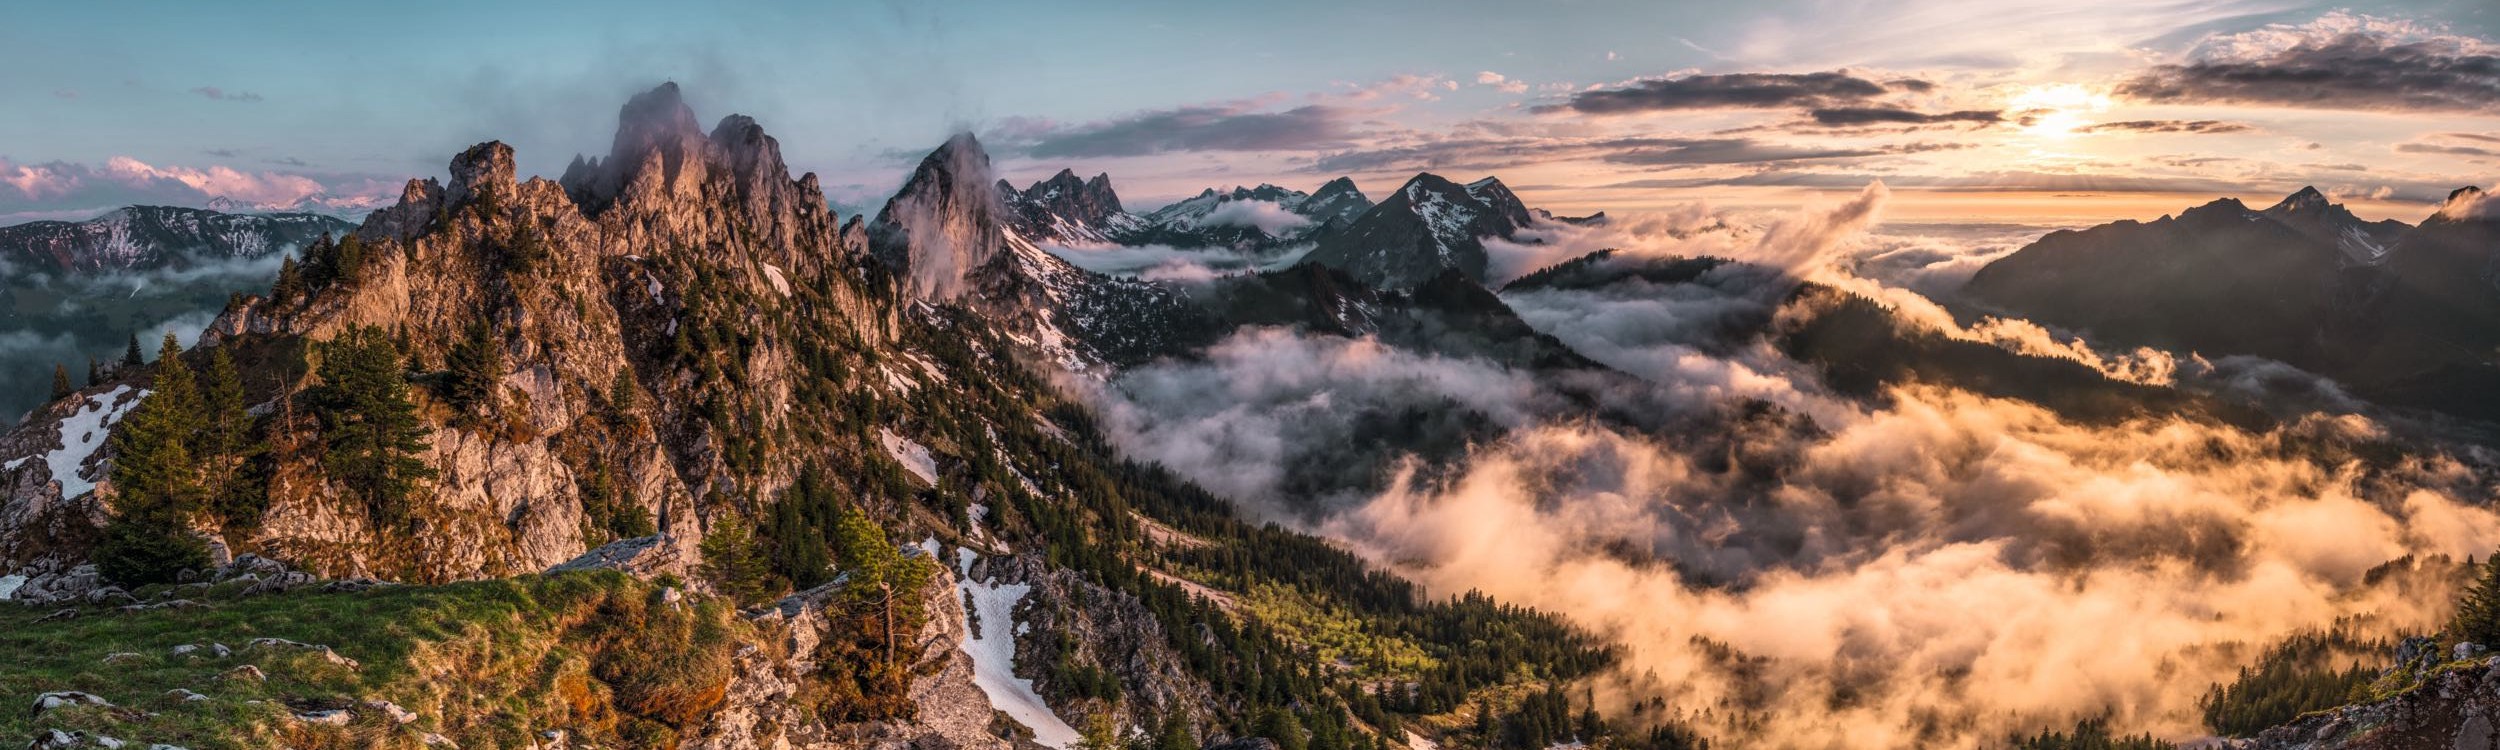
<box><xmin>2011</xmin><ymin>83</ymin><xmax>2113</xmax><ymax>138</ymax></box>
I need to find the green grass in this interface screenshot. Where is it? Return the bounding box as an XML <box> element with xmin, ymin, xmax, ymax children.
<box><xmin>1</xmin><ymin>570</ymin><xmax>751</xmax><ymax>749</ymax></box>
<box><xmin>1240</xmin><ymin>581</ymin><xmax>1439</xmax><ymax>681</ymax></box>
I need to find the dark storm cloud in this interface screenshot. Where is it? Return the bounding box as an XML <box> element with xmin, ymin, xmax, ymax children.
<box><xmin>2079</xmin><ymin>120</ymin><xmax>2254</xmax><ymax>134</ymax></box>
<box><xmin>1012</xmin><ymin>105</ymin><xmax>1361</xmax><ymax>158</ymax></box>
<box><xmin>1536</xmin><ymin>71</ymin><xmax>1906</xmax><ymax>115</ymax></box>
<box><xmin>2117</xmin><ymin>33</ymin><xmax>2500</xmax><ymax>112</ymax></box>
<box><xmin>1807</xmin><ymin>107</ymin><xmax>2003</xmax><ymax>126</ymax></box>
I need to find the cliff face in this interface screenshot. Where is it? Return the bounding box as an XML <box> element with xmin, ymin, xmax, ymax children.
<box><xmin>0</xmin><ymin>84</ymin><xmax>1239</xmax><ymax>748</ymax></box>
<box><xmin>1</xmin><ymin>83</ymin><xmax>892</xmax><ymax>581</ymax></box>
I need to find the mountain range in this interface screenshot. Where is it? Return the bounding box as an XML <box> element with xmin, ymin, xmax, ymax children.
<box><xmin>2</xmin><ymin>82</ymin><xmax>2499</xmax><ymax>750</ymax></box>
<box><xmin>1963</xmin><ymin>185</ymin><xmax>2500</xmax><ymax>422</ymax></box>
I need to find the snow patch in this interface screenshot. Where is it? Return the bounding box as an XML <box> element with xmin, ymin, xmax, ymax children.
<box><xmin>879</xmin><ymin>429</ymin><xmax>939</xmax><ymax>485</ymax></box>
<box><xmin>956</xmin><ymin>550</ymin><xmax>1082</xmax><ymax>749</ymax></box>
<box><xmin>761</xmin><ymin>263</ymin><xmax>792</xmax><ymax>298</ymax></box>
<box><xmin>1407</xmin><ymin>731</ymin><xmax>1441</xmax><ymax>750</ymax></box>
<box><xmin>17</xmin><ymin>386</ymin><xmax>146</xmax><ymax>500</ymax></box>
<box><xmin>883</xmin><ymin>366</ymin><xmax>919</xmax><ymax>394</ymax></box>
<box><xmin>0</xmin><ymin>574</ymin><xmax>24</xmax><ymax>600</ymax></box>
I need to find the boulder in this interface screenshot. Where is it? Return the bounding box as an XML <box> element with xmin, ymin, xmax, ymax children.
<box><xmin>30</xmin><ymin>691</ymin><xmax>111</xmax><ymax>716</ymax></box>
<box><xmin>547</xmin><ymin>533</ymin><xmax>685</xmax><ymax>579</ymax></box>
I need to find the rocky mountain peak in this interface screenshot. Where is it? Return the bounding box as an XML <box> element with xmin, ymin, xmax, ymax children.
<box><xmin>1302</xmin><ymin>176</ymin><xmax>1374</xmax><ymax>226</ymax></box>
<box><xmin>1462</xmin><ymin>176</ymin><xmax>1535</xmax><ymax>234</ymax></box>
<box><xmin>2175</xmin><ymin>197</ymin><xmax>2254</xmax><ymax>225</ymax></box>
<box><xmin>561</xmin><ymin>82</ymin><xmax>714</xmax><ymax>215</ymax></box>
<box><xmin>2433</xmin><ymin>185</ymin><xmax>2495</xmax><ymax>223</ymax></box>
<box><xmin>2272</xmin><ymin>186</ymin><xmax>2329</xmax><ymax>212</ymax></box>
<box><xmin>872</xmin><ymin>133</ymin><xmax>1014</xmax><ymax>301</ymax></box>
<box><xmin>1300</xmin><ymin>171</ymin><xmax>1543</xmax><ymax>290</ymax></box>
<box><xmin>996</xmin><ymin>166</ymin><xmax>1136</xmax><ymax>245</ymax></box>
<box><xmin>445</xmin><ymin>141</ymin><xmax>516</xmax><ymax>208</ymax></box>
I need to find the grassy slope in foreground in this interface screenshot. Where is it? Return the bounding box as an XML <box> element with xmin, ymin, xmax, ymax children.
<box><xmin>2</xmin><ymin>570</ymin><xmax>745</xmax><ymax>750</ymax></box>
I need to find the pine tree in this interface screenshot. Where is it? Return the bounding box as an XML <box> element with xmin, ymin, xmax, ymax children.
<box><xmin>87</xmin><ymin>358</ymin><xmax>102</xmax><ymax>386</ymax></box>
<box><xmin>198</xmin><ymin>348</ymin><xmax>250</xmax><ymax>498</ymax></box>
<box><xmin>698</xmin><ymin>515</ymin><xmax>781</xmax><ymax>606</ymax></box>
<box><xmin>831</xmin><ymin>500</ymin><xmax>897</xmax><ymax>589</ymax></box>
<box><xmin>1258</xmin><ymin>709</ymin><xmax>1308</xmax><ymax>750</ymax></box>
<box><xmin>1154</xmin><ymin>711</ymin><xmax>1196</xmax><ymax>750</ymax></box>
<box><xmin>94</xmin><ymin>343</ymin><xmax>213</xmax><ymax>585</ymax></box>
<box><xmin>49</xmin><ymin>364</ymin><xmax>71</xmax><ymax>401</ymax></box>
<box><xmin>2453</xmin><ymin>553</ymin><xmax>2500</xmax><ymax>647</ymax></box>
<box><xmin>1075</xmin><ymin>712</ymin><xmax>1122</xmax><ymax>750</ymax></box>
<box><xmin>122</xmin><ymin>333</ymin><xmax>144</xmax><ymax>367</ymax></box>
<box><xmin>301</xmin><ymin>234</ymin><xmax>338</xmax><ymax>288</ymax></box>
<box><xmin>606</xmin><ymin>367</ymin><xmax>639</xmax><ymax>428</ymax></box>
<box><xmin>309</xmin><ymin>326</ymin><xmax>434</xmax><ymax>530</ymax></box>
<box><xmin>272</xmin><ymin>256</ymin><xmax>304</xmax><ymax>300</ymax></box>
<box><xmin>334</xmin><ymin>234</ymin><xmax>367</xmax><ymax>284</ymax></box>
<box><xmin>150</xmin><ymin>334</ymin><xmax>201</xmax><ymax>437</ymax></box>
<box><xmin>441</xmin><ymin>321</ymin><xmax>503</xmax><ymax>416</ymax></box>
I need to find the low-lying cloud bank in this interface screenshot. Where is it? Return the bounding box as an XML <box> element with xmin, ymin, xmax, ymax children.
<box><xmin>0</xmin><ymin>250</ymin><xmax>291</xmax><ymax>420</ymax></box>
<box><xmin>1043</xmin><ymin>241</ymin><xmax>1314</xmax><ymax>284</ymax></box>
<box><xmin>1073</xmin><ymin>187</ymin><xmax>2500</xmax><ymax>747</ymax></box>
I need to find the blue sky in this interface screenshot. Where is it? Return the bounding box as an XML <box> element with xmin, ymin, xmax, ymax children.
<box><xmin>4</xmin><ymin>0</ymin><xmax>2498</xmax><ymax>223</ymax></box>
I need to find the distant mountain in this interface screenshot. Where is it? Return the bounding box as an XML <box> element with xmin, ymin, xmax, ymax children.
<box><xmin>204</xmin><ymin>193</ymin><xmax>389</xmax><ymax>220</ymax></box>
<box><xmin>998</xmin><ymin>169</ymin><xmax>1142</xmax><ymax>245</ymax></box>
<box><xmin>0</xmin><ymin>206</ymin><xmax>356</xmax><ymax>419</ymax></box>
<box><xmin>2259</xmin><ymin>186</ymin><xmax>2408</xmax><ymax>264</ymax></box>
<box><xmin>1300</xmin><ymin>174</ymin><xmax>1540</xmax><ymax>290</ymax></box>
<box><xmin>0</xmin><ymin>206</ymin><xmax>352</xmax><ymax>273</ymax></box>
<box><xmin>1118</xmin><ymin>179</ymin><xmax>1374</xmax><ymax>251</ymax></box>
<box><xmin>1962</xmin><ymin>186</ymin><xmax>2500</xmax><ymax>422</ymax></box>
<box><xmin>871</xmin><ymin>134</ymin><xmax>1211</xmax><ymax>369</ymax></box>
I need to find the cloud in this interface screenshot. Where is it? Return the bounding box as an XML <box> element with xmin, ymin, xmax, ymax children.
<box><xmin>1338</xmin><ymin>74</ymin><xmax>1458</xmax><ymax>102</ymax></box>
<box><xmin>188</xmin><ymin>86</ymin><xmax>264</xmax><ymax>103</ymax></box>
<box><xmin>2079</xmin><ymin>119</ymin><xmax>2254</xmax><ymax>134</ymax></box>
<box><xmin>1601</xmin><ymin>169</ymin><xmax>2263</xmax><ymax>196</ymax></box>
<box><xmin>100</xmin><ymin>157</ymin><xmax>324</xmax><ymax>206</ymax></box>
<box><xmin>0</xmin><ymin>156</ymin><xmax>401</xmax><ymax>225</ymax></box>
<box><xmin>1</xmin><ymin>160</ymin><xmax>81</xmax><ymax>201</ymax></box>
<box><xmin>1076</xmin><ymin>187</ymin><xmax>2500</xmax><ymax>746</ymax></box>
<box><xmin>1476</xmin><ymin>71</ymin><xmax>1530</xmax><ymax>94</ymax></box>
<box><xmin>2117</xmin><ymin>12</ymin><xmax>2500</xmax><ymax>113</ymax></box>
<box><xmin>51</xmin><ymin>89</ymin><xmax>76</xmax><ymax>100</ymax></box>
<box><xmin>1539</xmin><ymin>71</ymin><xmax>1911</xmax><ymax>115</ymax></box>
<box><xmin>2398</xmin><ymin>142</ymin><xmax>2500</xmax><ymax>158</ymax></box>
<box><xmin>1807</xmin><ymin>107</ymin><xmax>2002</xmax><ymax>127</ymax></box>
<box><xmin>1006</xmin><ymin>104</ymin><xmax>1363</xmax><ymax>158</ymax></box>
<box><xmin>2436</xmin><ymin>186</ymin><xmax>2499</xmax><ymax>221</ymax></box>
<box><xmin>1040</xmin><ymin>241</ymin><xmax>1314</xmax><ymax>280</ymax></box>
<box><xmin>1197</xmin><ymin>199</ymin><xmax>1313</xmax><ymax>235</ymax></box>
<box><xmin>1311</xmin><ymin>134</ymin><xmax>1961</xmax><ymax>174</ymax></box>
<box><xmin>1601</xmin><ymin>139</ymin><xmax>1962</xmax><ymax>167</ymax></box>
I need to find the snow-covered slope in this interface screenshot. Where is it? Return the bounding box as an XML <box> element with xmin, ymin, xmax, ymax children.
<box><xmin>0</xmin><ymin>205</ymin><xmax>353</xmax><ymax>273</ymax></box>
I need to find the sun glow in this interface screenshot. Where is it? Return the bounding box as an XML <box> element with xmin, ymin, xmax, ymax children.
<box><xmin>2012</xmin><ymin>83</ymin><xmax>2113</xmax><ymax>138</ymax></box>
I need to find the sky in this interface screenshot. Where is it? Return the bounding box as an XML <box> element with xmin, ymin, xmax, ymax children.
<box><xmin>3</xmin><ymin>0</ymin><xmax>2498</xmax><ymax>225</ymax></box>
